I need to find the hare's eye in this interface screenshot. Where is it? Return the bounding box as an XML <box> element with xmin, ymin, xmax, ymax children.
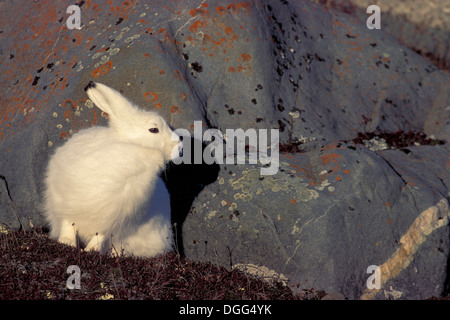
<box><xmin>148</xmin><ymin>128</ymin><xmax>159</xmax><ymax>134</ymax></box>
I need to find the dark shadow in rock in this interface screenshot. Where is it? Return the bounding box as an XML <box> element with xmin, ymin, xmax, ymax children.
<box><xmin>162</xmin><ymin>137</ymin><xmax>220</xmax><ymax>257</ymax></box>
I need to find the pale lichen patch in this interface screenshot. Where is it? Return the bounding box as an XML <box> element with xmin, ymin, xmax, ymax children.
<box><xmin>229</xmin><ymin>168</ymin><xmax>319</xmax><ymax>203</ymax></box>
<box><xmin>233</xmin><ymin>263</ymin><xmax>289</xmax><ymax>286</ymax></box>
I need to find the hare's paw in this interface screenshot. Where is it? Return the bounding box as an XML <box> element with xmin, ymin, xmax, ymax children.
<box><xmin>85</xmin><ymin>233</ymin><xmax>105</xmax><ymax>252</ymax></box>
<box><xmin>57</xmin><ymin>219</ymin><xmax>77</xmax><ymax>247</ymax></box>
<box><xmin>58</xmin><ymin>236</ymin><xmax>76</xmax><ymax>247</ymax></box>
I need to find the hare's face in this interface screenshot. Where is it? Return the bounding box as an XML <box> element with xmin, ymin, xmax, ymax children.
<box><xmin>131</xmin><ymin>112</ymin><xmax>182</xmax><ymax>161</ymax></box>
<box><xmin>85</xmin><ymin>82</ymin><xmax>182</xmax><ymax>162</ymax></box>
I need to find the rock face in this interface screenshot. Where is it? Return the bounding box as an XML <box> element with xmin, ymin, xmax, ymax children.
<box><xmin>308</xmin><ymin>0</ymin><xmax>450</xmax><ymax>69</ymax></box>
<box><xmin>184</xmin><ymin>144</ymin><xmax>450</xmax><ymax>299</ymax></box>
<box><xmin>0</xmin><ymin>0</ymin><xmax>448</xmax><ymax>299</ymax></box>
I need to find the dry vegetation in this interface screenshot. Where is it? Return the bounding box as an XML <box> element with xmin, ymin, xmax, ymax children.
<box><xmin>0</xmin><ymin>227</ymin><xmax>323</xmax><ymax>300</ymax></box>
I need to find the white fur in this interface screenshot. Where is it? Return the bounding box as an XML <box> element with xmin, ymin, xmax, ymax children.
<box><xmin>43</xmin><ymin>82</ymin><xmax>181</xmax><ymax>257</ymax></box>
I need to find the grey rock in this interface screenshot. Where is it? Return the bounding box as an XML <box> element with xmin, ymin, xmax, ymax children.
<box><xmin>183</xmin><ymin>144</ymin><xmax>449</xmax><ymax>299</ymax></box>
<box><xmin>308</xmin><ymin>0</ymin><xmax>450</xmax><ymax>69</ymax></box>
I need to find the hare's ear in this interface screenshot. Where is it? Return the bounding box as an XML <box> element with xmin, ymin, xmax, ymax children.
<box><xmin>84</xmin><ymin>82</ymin><xmax>133</xmax><ymax>119</ymax></box>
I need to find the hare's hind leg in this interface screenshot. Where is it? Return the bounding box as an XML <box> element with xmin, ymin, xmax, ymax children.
<box><xmin>58</xmin><ymin>219</ymin><xmax>77</xmax><ymax>247</ymax></box>
<box><xmin>85</xmin><ymin>233</ymin><xmax>105</xmax><ymax>252</ymax></box>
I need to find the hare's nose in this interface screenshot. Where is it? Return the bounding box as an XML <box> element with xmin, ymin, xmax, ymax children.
<box><xmin>84</xmin><ymin>81</ymin><xmax>96</xmax><ymax>91</ymax></box>
<box><xmin>176</xmin><ymin>138</ymin><xmax>184</xmax><ymax>157</ymax></box>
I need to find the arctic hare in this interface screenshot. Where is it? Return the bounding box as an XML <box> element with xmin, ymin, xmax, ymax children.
<box><xmin>43</xmin><ymin>82</ymin><xmax>182</xmax><ymax>257</ymax></box>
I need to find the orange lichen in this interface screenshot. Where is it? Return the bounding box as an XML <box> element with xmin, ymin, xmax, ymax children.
<box><xmin>173</xmin><ymin>69</ymin><xmax>184</xmax><ymax>81</ymax></box>
<box><xmin>190</xmin><ymin>8</ymin><xmax>209</xmax><ymax>17</ymax></box>
<box><xmin>171</xmin><ymin>105</ymin><xmax>182</xmax><ymax>114</ymax></box>
<box><xmin>319</xmin><ymin>153</ymin><xmax>342</xmax><ymax>166</ymax></box>
<box><xmin>144</xmin><ymin>92</ymin><xmax>158</xmax><ymax>102</ymax></box>
<box><xmin>224</xmin><ymin>27</ymin><xmax>233</xmax><ymax>35</ymax></box>
<box><xmin>216</xmin><ymin>2</ymin><xmax>251</xmax><ymax>15</ymax></box>
<box><xmin>108</xmin><ymin>0</ymin><xmax>136</xmax><ymax>19</ymax></box>
<box><xmin>59</xmin><ymin>131</ymin><xmax>70</xmax><ymax>140</ymax></box>
<box><xmin>189</xmin><ymin>20</ymin><xmax>208</xmax><ymax>33</ymax></box>
<box><xmin>92</xmin><ymin>61</ymin><xmax>113</xmax><ymax>78</ymax></box>
<box><xmin>350</xmin><ymin>46</ymin><xmax>363</xmax><ymax>52</ymax></box>
<box><xmin>240</xmin><ymin>53</ymin><xmax>252</xmax><ymax>62</ymax></box>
